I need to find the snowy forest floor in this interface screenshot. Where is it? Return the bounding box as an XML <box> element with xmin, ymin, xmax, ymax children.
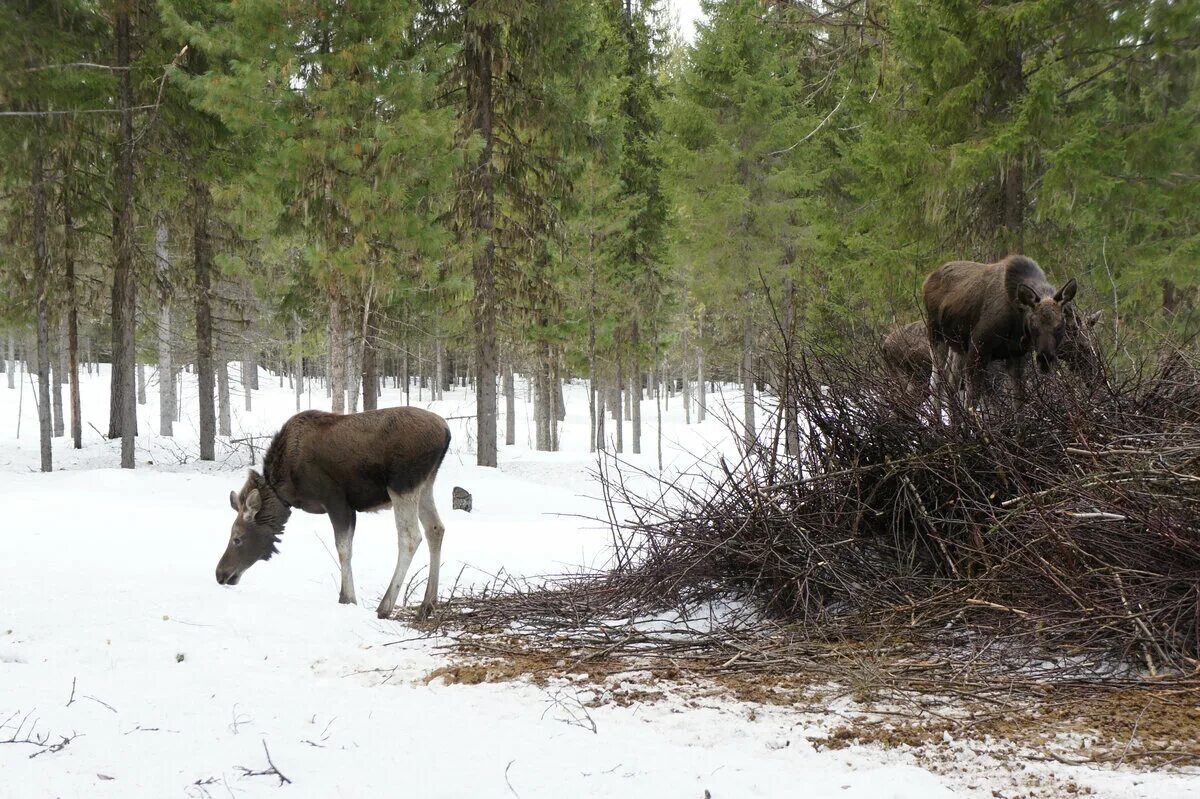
<box><xmin>1</xmin><ymin>365</ymin><xmax>1198</xmax><ymax>798</ymax></box>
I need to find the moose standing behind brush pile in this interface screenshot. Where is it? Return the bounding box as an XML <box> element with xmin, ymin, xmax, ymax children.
<box><xmin>924</xmin><ymin>254</ymin><xmax>1077</xmax><ymax>408</ymax></box>
<box><xmin>216</xmin><ymin>407</ymin><xmax>451</xmax><ymax>619</ymax></box>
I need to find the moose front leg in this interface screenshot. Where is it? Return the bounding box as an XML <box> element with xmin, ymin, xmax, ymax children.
<box><xmin>329</xmin><ymin>508</ymin><xmax>357</xmax><ymax>605</ymax></box>
<box><xmin>1006</xmin><ymin>356</ymin><xmax>1026</xmax><ymax>406</ymax></box>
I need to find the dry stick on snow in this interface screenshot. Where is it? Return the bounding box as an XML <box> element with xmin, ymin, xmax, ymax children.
<box><xmin>237</xmin><ymin>740</ymin><xmax>292</xmax><ymax>786</ymax></box>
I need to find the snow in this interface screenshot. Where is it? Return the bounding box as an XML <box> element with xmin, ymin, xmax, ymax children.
<box><xmin>1</xmin><ymin>364</ymin><xmax>1197</xmax><ymax>798</ymax></box>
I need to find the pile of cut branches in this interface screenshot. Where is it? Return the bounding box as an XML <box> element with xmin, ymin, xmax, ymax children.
<box><xmin>430</xmin><ymin>341</ymin><xmax>1200</xmax><ymax>686</ymax></box>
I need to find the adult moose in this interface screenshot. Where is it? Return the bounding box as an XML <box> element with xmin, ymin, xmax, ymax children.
<box><xmin>216</xmin><ymin>407</ymin><xmax>451</xmax><ymax>620</ymax></box>
<box><xmin>883</xmin><ymin>308</ymin><xmax>1101</xmax><ymax>396</ymax></box>
<box><xmin>923</xmin><ymin>254</ymin><xmax>1077</xmax><ymax>410</ymax></box>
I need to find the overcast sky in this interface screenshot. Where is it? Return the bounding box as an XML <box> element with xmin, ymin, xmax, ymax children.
<box><xmin>671</xmin><ymin>0</ymin><xmax>707</xmax><ymax>43</ymax></box>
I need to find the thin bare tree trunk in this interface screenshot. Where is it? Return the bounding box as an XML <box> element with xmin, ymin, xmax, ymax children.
<box><xmin>435</xmin><ymin>338</ymin><xmax>445</xmax><ymax>402</ymax></box>
<box><xmin>743</xmin><ymin>311</ymin><xmax>755</xmax><ymax>450</ymax></box>
<box><xmin>217</xmin><ymin>341</ymin><xmax>231</xmax><ymax>437</ymax></box>
<box><xmin>504</xmin><ymin>363</ymin><xmax>515</xmax><ymax>446</ymax></box>
<box><xmin>696</xmin><ymin>311</ymin><xmax>707</xmax><ymax>423</ymax></box>
<box><xmin>194</xmin><ymin>179</ymin><xmax>216</xmax><ymax>461</ymax></box>
<box><xmin>631</xmin><ymin>323</ymin><xmax>641</xmax><ymax>455</ymax></box>
<box><xmin>683</xmin><ymin>328</ymin><xmax>691</xmax><ymax>424</ymax></box>
<box><xmin>32</xmin><ymin>147</ymin><xmax>53</xmax><ymax>472</ymax></box>
<box><xmin>155</xmin><ymin>213</ymin><xmax>173</xmax><ymax>437</ymax></box>
<box><xmin>6</xmin><ymin>332</ymin><xmax>14</xmax><ymax>390</ymax></box>
<box><xmin>293</xmin><ymin>314</ymin><xmax>303</xmax><ymax>413</ymax></box>
<box><xmin>109</xmin><ymin>5</ymin><xmax>137</xmax><ymax>469</ymax></box>
<box><xmin>783</xmin><ymin>276</ymin><xmax>799</xmax><ymax>457</ymax></box>
<box><xmin>51</xmin><ymin>321</ymin><xmax>65</xmax><ymax>437</ymax></box>
<box><xmin>614</xmin><ymin>361</ymin><xmax>624</xmax><ymax>454</ymax></box>
<box><xmin>466</xmin><ymin>15</ymin><xmax>499</xmax><ymax>467</ymax></box>
<box><xmin>594</xmin><ymin>378</ymin><xmax>606</xmax><ymax>451</ymax></box>
<box><xmin>137</xmin><ymin>362</ymin><xmax>147</xmax><ymax>405</ymax></box>
<box><xmin>362</xmin><ymin>313</ymin><xmax>378</xmax><ymax>411</ymax></box>
<box><xmin>328</xmin><ymin>279</ymin><xmax>346</xmax><ymax>414</ymax></box>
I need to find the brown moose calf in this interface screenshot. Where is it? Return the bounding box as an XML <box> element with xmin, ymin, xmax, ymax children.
<box><xmin>216</xmin><ymin>407</ymin><xmax>451</xmax><ymax>619</ymax></box>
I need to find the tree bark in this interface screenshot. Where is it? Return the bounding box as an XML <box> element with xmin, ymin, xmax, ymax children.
<box><xmin>155</xmin><ymin>213</ymin><xmax>173</xmax><ymax>437</ymax></box>
<box><xmin>109</xmin><ymin>4</ymin><xmax>137</xmax><ymax>470</ymax></box>
<box><xmin>631</xmin><ymin>324</ymin><xmax>641</xmax><ymax>455</ymax></box>
<box><xmin>137</xmin><ymin>362</ymin><xmax>147</xmax><ymax>405</ymax></box>
<box><xmin>65</xmin><ymin>194</ymin><xmax>82</xmax><ymax>447</ymax></box>
<box><xmin>217</xmin><ymin>342</ymin><xmax>231</xmax><ymax>437</ymax></box>
<box><xmin>696</xmin><ymin>311</ymin><xmax>707</xmax><ymax>423</ymax></box>
<box><xmin>33</xmin><ymin>147</ymin><xmax>53</xmax><ymax>472</ymax></box>
<box><xmin>328</xmin><ymin>278</ymin><xmax>346</xmax><ymax>414</ymax></box>
<box><xmin>194</xmin><ymin>179</ymin><xmax>216</xmax><ymax>461</ymax></box>
<box><xmin>595</xmin><ymin>382</ymin><xmax>606</xmax><ymax>452</ymax></box>
<box><xmin>504</xmin><ymin>363</ymin><xmax>515</xmax><ymax>446</ymax></box>
<box><xmin>783</xmin><ymin>276</ymin><xmax>799</xmax><ymax>457</ymax></box>
<box><xmin>346</xmin><ymin>327</ymin><xmax>360</xmax><ymax>413</ymax></box>
<box><xmin>51</xmin><ymin>321</ymin><xmax>65</xmax><ymax>437</ymax></box>
<box><xmin>743</xmin><ymin>311</ymin><xmax>755</xmax><ymax>450</ymax></box>
<box><xmin>466</xmin><ymin>10</ymin><xmax>499</xmax><ymax>467</ymax></box>
<box><xmin>293</xmin><ymin>314</ymin><xmax>304</xmax><ymax>412</ymax></box>
<box><xmin>614</xmin><ymin>361</ymin><xmax>624</xmax><ymax>454</ymax></box>
<box><xmin>362</xmin><ymin>311</ymin><xmax>378</xmax><ymax>411</ymax></box>
<box><xmin>6</xmin><ymin>332</ymin><xmax>14</xmax><ymax>389</ymax></box>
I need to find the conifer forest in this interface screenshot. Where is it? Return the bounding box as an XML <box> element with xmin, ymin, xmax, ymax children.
<box><xmin>2</xmin><ymin>3</ymin><xmax>1200</xmax><ymax>796</ymax></box>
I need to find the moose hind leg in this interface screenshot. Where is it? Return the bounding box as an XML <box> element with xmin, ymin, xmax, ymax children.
<box><xmin>377</xmin><ymin>488</ymin><xmax>422</xmax><ymax>619</ymax></box>
<box><xmin>416</xmin><ymin>481</ymin><xmax>446</xmax><ymax>620</ymax></box>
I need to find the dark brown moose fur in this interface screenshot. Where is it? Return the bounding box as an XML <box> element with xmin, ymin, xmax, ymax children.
<box><xmin>882</xmin><ymin>321</ymin><xmax>934</xmax><ymax>390</ymax></box>
<box><xmin>923</xmin><ymin>255</ymin><xmax>1077</xmax><ymax>407</ymax></box>
<box><xmin>217</xmin><ymin>407</ymin><xmax>451</xmax><ymax>619</ymax></box>
<box><xmin>883</xmin><ymin>309</ymin><xmax>1101</xmax><ymax>395</ymax></box>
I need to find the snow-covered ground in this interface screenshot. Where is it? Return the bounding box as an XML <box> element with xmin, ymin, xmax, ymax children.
<box><xmin>1</xmin><ymin>363</ymin><xmax>1196</xmax><ymax>798</ymax></box>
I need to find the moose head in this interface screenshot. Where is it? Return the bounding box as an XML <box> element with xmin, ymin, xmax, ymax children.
<box><xmin>1016</xmin><ymin>278</ymin><xmax>1077</xmax><ymax>373</ymax></box>
<box><xmin>216</xmin><ymin>471</ymin><xmax>290</xmax><ymax>586</ymax></box>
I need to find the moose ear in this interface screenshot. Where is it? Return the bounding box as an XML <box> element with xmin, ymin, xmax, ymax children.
<box><xmin>243</xmin><ymin>489</ymin><xmax>262</xmax><ymax>522</ymax></box>
<box><xmin>248</xmin><ymin>469</ymin><xmax>263</xmax><ymax>486</ymax></box>
<box><xmin>229</xmin><ymin>490</ymin><xmax>239</xmax><ymax>511</ymax></box>
<box><xmin>1087</xmin><ymin>310</ymin><xmax>1102</xmax><ymax>328</ymax></box>
<box><xmin>1055</xmin><ymin>278</ymin><xmax>1077</xmax><ymax>304</ymax></box>
<box><xmin>1016</xmin><ymin>283</ymin><xmax>1040</xmax><ymax>309</ymax></box>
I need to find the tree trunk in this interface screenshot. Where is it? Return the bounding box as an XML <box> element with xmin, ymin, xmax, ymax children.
<box><xmin>109</xmin><ymin>5</ymin><xmax>137</xmax><ymax>469</ymax></box>
<box><xmin>683</xmin><ymin>328</ymin><xmax>691</xmax><ymax>424</ymax></box>
<box><xmin>194</xmin><ymin>179</ymin><xmax>216</xmax><ymax>461</ymax></box>
<box><xmin>155</xmin><ymin>212</ymin><xmax>173</xmax><ymax>437</ymax></box>
<box><xmin>697</xmin><ymin>312</ymin><xmax>707</xmax><ymax>423</ymax></box>
<box><xmin>614</xmin><ymin>361</ymin><xmax>624</xmax><ymax>454</ymax></box>
<box><xmin>783</xmin><ymin>276</ymin><xmax>799</xmax><ymax>457</ymax></box>
<box><xmin>217</xmin><ymin>344</ymin><xmax>231</xmax><ymax>437</ymax></box>
<box><xmin>435</xmin><ymin>339</ymin><xmax>445</xmax><ymax>402</ymax></box>
<box><xmin>595</xmin><ymin>383</ymin><xmax>606</xmax><ymax>452</ymax></box>
<box><xmin>293</xmin><ymin>314</ymin><xmax>304</xmax><ymax>412</ymax></box>
<box><xmin>346</xmin><ymin>328</ymin><xmax>360</xmax><ymax>413</ymax></box>
<box><xmin>51</xmin><ymin>321</ymin><xmax>65</xmax><ymax>437</ymax></box>
<box><xmin>466</xmin><ymin>13</ymin><xmax>499</xmax><ymax>467</ymax></box>
<box><xmin>6</xmin><ymin>332</ymin><xmax>14</xmax><ymax>389</ymax></box>
<box><xmin>504</xmin><ymin>363</ymin><xmax>515</xmax><ymax>446</ymax></box>
<box><xmin>137</xmin><ymin>362</ymin><xmax>147</xmax><ymax>405</ymax></box>
<box><xmin>362</xmin><ymin>314</ymin><xmax>378</xmax><ymax>412</ymax></box>
<box><xmin>630</xmin><ymin>324</ymin><xmax>641</xmax><ymax>455</ymax></box>
<box><xmin>33</xmin><ymin>148</ymin><xmax>53</xmax><ymax>472</ymax></box>
<box><xmin>65</xmin><ymin>219</ymin><xmax>82</xmax><ymax>448</ymax></box>
<box><xmin>328</xmin><ymin>279</ymin><xmax>346</xmax><ymax>414</ymax></box>
<box><xmin>742</xmin><ymin>311</ymin><xmax>755</xmax><ymax>451</ymax></box>
<box><xmin>242</xmin><ymin>334</ymin><xmax>253</xmax><ymax>412</ymax></box>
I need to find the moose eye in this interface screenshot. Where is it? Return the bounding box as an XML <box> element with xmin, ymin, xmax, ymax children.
<box><xmin>233</xmin><ymin>537</ymin><xmax>243</xmax><ymax>547</ymax></box>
